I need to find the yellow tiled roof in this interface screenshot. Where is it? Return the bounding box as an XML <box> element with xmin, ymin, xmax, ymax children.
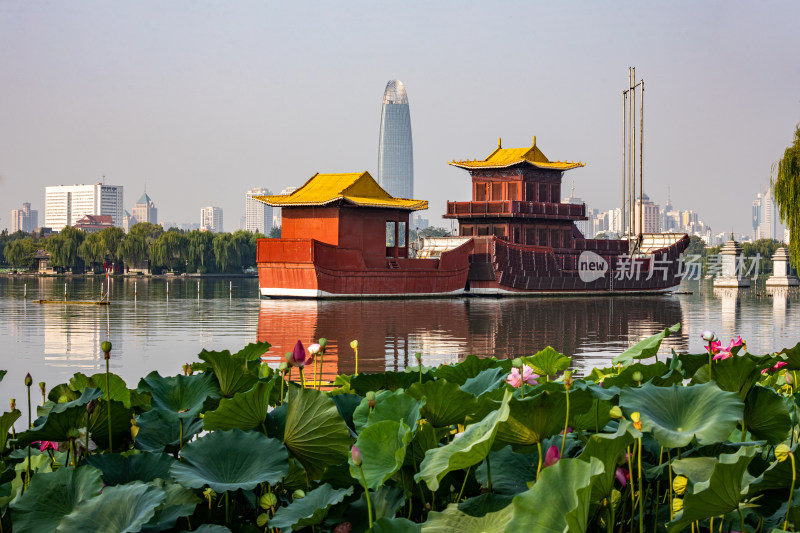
<box><xmin>254</xmin><ymin>171</ymin><xmax>427</xmax><ymax>211</ymax></box>
<box><xmin>449</xmin><ymin>137</ymin><xmax>585</xmax><ymax>171</ymax></box>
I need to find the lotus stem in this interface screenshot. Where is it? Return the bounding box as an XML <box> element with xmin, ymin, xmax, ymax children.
<box><xmin>741</xmin><ymin>419</ymin><xmax>746</xmax><ymax>442</ymax></box>
<box><xmin>25</xmin><ymin>374</ymin><xmax>32</xmax><ymax>493</ymax></box>
<box><xmin>667</xmin><ymin>449</ymin><xmax>674</xmax><ymax>521</ymax></box>
<box><xmin>85</xmin><ymin>426</ymin><xmax>90</xmax><ymax>457</ymax></box>
<box><xmin>707</xmin><ymin>344</ymin><xmax>713</xmax><ymax>379</ymax></box>
<box><xmin>357</xmin><ymin>464</ymin><xmax>373</xmax><ymax>529</ymax></box>
<box><xmin>106</xmin><ymin>356</ymin><xmax>113</xmax><ymax>452</ymax></box>
<box><xmin>179</xmin><ymin>419</ymin><xmax>184</xmax><ymax>451</ymax></box>
<box><xmin>536</xmin><ymin>441</ymin><xmax>543</xmax><ymax>481</ymax></box>
<box><xmin>561</xmin><ymin>390</ymin><xmax>570</xmax><ymax>458</ymax></box>
<box><xmin>225</xmin><ymin>491</ymin><xmax>230</xmax><ymax>524</ymax></box>
<box><xmin>637</xmin><ymin>438</ymin><xmax>644</xmax><ymax>533</ymax></box>
<box><xmin>298</xmin><ymin>367</ymin><xmax>306</xmax><ymax>389</ymax></box>
<box><xmin>69</xmin><ymin>438</ymin><xmax>76</xmax><ymax>469</ymax></box>
<box><xmin>456</xmin><ymin>465</ymin><xmax>470</xmax><ymax>503</ymax></box>
<box><xmin>317</xmin><ymin>351</ymin><xmax>325</xmax><ymax>391</ymax></box>
<box><xmin>608</xmin><ymin>498</ymin><xmax>615</xmax><ymax>533</ymax></box>
<box><xmin>652</xmin><ymin>447</ymin><xmax>664</xmax><ymax>532</ymax></box>
<box><xmin>784</xmin><ymin>452</ymin><xmax>796</xmax><ymax>530</ymax></box>
<box><xmin>312</xmin><ymin>357</ymin><xmax>319</xmax><ymax>390</ymax></box>
<box><xmin>354</xmin><ymin>346</ymin><xmax>359</xmax><ymax>376</ymax></box>
<box><xmin>279</xmin><ymin>370</ymin><xmax>285</xmax><ymax>405</ymax></box>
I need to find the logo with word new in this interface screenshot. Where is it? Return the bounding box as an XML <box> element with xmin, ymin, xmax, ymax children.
<box><xmin>578</xmin><ymin>251</ymin><xmax>608</xmax><ymax>283</ymax></box>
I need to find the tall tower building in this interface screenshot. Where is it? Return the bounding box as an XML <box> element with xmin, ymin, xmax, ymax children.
<box><xmin>132</xmin><ymin>192</ymin><xmax>158</xmax><ymax>225</ymax></box>
<box><xmin>245</xmin><ymin>188</ymin><xmax>273</xmax><ymax>234</ymax></box>
<box><xmin>45</xmin><ymin>183</ymin><xmax>123</xmax><ymax>230</ymax></box>
<box><xmin>377</xmin><ymin>80</ymin><xmax>414</xmax><ymax>199</ymax></box>
<box><xmin>11</xmin><ymin>202</ymin><xmax>38</xmax><ymax>233</ymax></box>
<box><xmin>200</xmin><ymin>206</ymin><xmax>223</xmax><ymax>233</ymax></box>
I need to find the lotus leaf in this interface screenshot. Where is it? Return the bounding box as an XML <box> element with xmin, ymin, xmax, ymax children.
<box><xmin>70</xmin><ymin>372</ymin><xmax>133</xmax><ymax>408</ymax></box>
<box><xmin>619</xmin><ymin>382</ymin><xmax>744</xmax><ymax>448</ymax></box>
<box><xmin>506</xmin><ymin>457</ymin><xmax>605</xmax><ymax>532</ymax></box>
<box><xmin>578</xmin><ymin>420</ymin><xmax>636</xmax><ymax>500</ymax></box>
<box><xmin>676</xmin><ymin>352</ymin><xmax>711</xmax><ymax>379</ymax></box>
<box><xmin>667</xmin><ymin>447</ymin><xmax>757</xmax><ymax>532</ymax></box>
<box><xmin>780</xmin><ymin>342</ymin><xmax>800</xmax><ymax>370</ymax></box>
<box><xmin>352</xmin><ymin>388</ymin><xmax>424</xmax><ymax>433</ymax></box>
<box><xmin>743</xmin><ymin>386</ymin><xmax>792</xmax><ymax>444</ymax></box>
<box><xmin>138</xmin><ymin>371</ymin><xmax>220</xmax><ymax>421</ymax></box>
<box><xmin>233</xmin><ymin>340</ymin><xmax>272</xmax><ymax>361</ymax></box>
<box><xmin>522</xmin><ymin>346</ymin><xmax>572</xmax><ymax>377</ymax></box>
<box><xmin>570</xmin><ymin>398</ymin><xmax>614</xmax><ymax>433</ymax></box>
<box><xmin>415</xmin><ymin>389</ymin><xmax>511</xmax><ymax>491</ymax></box>
<box><xmin>421</xmin><ymin>502</ymin><xmax>514</xmax><ymax>532</ymax></box>
<box><xmin>141</xmin><ymin>480</ymin><xmax>200</xmax><ymax>533</ymax></box>
<box><xmin>169</xmin><ymin>429</ymin><xmax>288</xmax><ymax>492</ymax></box>
<box><xmin>0</xmin><ymin>409</ymin><xmax>21</xmax><ymax>451</ymax></box>
<box><xmin>202</xmin><ymin>380</ymin><xmax>274</xmax><ymax>431</ymax></box>
<box><xmin>85</xmin><ymin>452</ymin><xmax>175</xmax><ymax>486</ymax></box>
<box><xmin>458</xmin><ymin>492</ymin><xmax>514</xmax><ymax>517</ymax></box>
<box><xmin>408</xmin><ymin>379</ymin><xmax>478</xmax><ymax>428</ymax></box>
<box><xmin>283</xmin><ymin>387</ymin><xmax>352</xmax><ymax>480</ymax></box>
<box><xmin>351</xmin><ymin>370</ymin><xmax>433</xmax><ymax>395</ymax></box>
<box><xmin>134</xmin><ymin>409</ymin><xmax>203</xmax><ymax>452</ymax></box>
<box><xmin>474</xmin><ymin>445</ymin><xmax>536</xmax><ymax>495</ymax></box>
<box><xmin>184</xmin><ymin>526</ymin><xmax>231</xmax><ymax>533</ymax></box>
<box><xmin>269</xmin><ymin>483</ymin><xmax>353</xmax><ymax>531</ymax></box>
<box><xmin>407</xmin><ymin>419</ymin><xmax>449</xmax><ymax>466</ymax></box>
<box><xmin>602</xmin><ymin>361</ymin><xmax>682</xmax><ymax>389</ymax></box>
<box><xmin>349</xmin><ymin>420</ymin><xmax>412</xmax><ymax>490</ymax></box>
<box><xmin>372</xmin><ymin>516</ymin><xmax>422</xmax><ymax>532</ymax></box>
<box><xmin>198</xmin><ymin>348</ymin><xmax>260</xmax><ymax>397</ymax></box>
<box><xmin>434</xmin><ymin>354</ymin><xmax>505</xmax><ymax>384</ymax></box>
<box><xmin>460</xmin><ymin>367</ymin><xmax>508</xmax><ymax>397</ymax></box>
<box><xmin>692</xmin><ymin>354</ymin><xmax>761</xmax><ymax>399</ymax></box>
<box><xmin>612</xmin><ymin>322</ymin><xmax>681</xmax><ymax>366</ymax></box>
<box><xmin>48</xmin><ymin>383</ymin><xmax>81</xmax><ymax>403</ymax></box>
<box><xmin>331</xmin><ymin>392</ymin><xmax>363</xmax><ymax>432</ymax></box>
<box><xmin>0</xmin><ymin>370</ymin><xmax>4</xmax><ymax>382</ymax></box>
<box><xmin>345</xmin><ymin>485</ymin><xmax>406</xmax><ymax>530</ymax></box>
<box><xmin>56</xmin><ymin>481</ymin><xmax>166</xmax><ymax>533</ymax></box>
<box><xmin>10</xmin><ymin>465</ymin><xmax>103</xmax><ymax>533</ymax></box>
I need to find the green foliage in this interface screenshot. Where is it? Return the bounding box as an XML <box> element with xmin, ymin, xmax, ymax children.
<box><xmin>270</xmin><ymin>483</ymin><xmax>354</xmax><ymax>531</ymax></box>
<box><xmin>46</xmin><ymin>226</ymin><xmax>86</xmax><ymax>270</ymax></box>
<box><xmin>773</xmin><ymin>125</ymin><xmax>800</xmax><ymax>265</ymax></box>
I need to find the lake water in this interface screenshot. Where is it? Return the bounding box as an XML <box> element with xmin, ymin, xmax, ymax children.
<box><xmin>2</xmin><ymin>276</ymin><xmax>799</xmax><ymax>413</ymax></box>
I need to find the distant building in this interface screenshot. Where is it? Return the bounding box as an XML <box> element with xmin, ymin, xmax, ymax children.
<box><xmin>73</xmin><ymin>214</ymin><xmax>115</xmax><ymax>233</ymax></box>
<box><xmin>756</xmin><ymin>187</ymin><xmax>775</xmax><ymax>240</ymax></box>
<box><xmin>272</xmin><ymin>187</ymin><xmax>298</xmax><ymax>228</ymax></box>
<box><xmin>45</xmin><ymin>183</ymin><xmax>123</xmax><ymax>230</ymax></box>
<box><xmin>160</xmin><ymin>221</ymin><xmax>180</xmax><ymax>231</ymax></box>
<box><xmin>122</xmin><ymin>210</ymin><xmax>135</xmax><ymax>232</ymax></box>
<box><xmin>633</xmin><ymin>193</ymin><xmax>660</xmax><ymax>234</ymax></box>
<box><xmin>562</xmin><ymin>184</ymin><xmax>590</xmax><ymax>237</ymax></box>
<box><xmin>181</xmin><ymin>222</ymin><xmax>201</xmax><ymax>232</ymax></box>
<box><xmin>245</xmin><ymin>188</ymin><xmax>273</xmax><ymax>234</ymax></box>
<box><xmin>200</xmin><ymin>206</ymin><xmax>223</xmax><ymax>233</ymax></box>
<box><xmin>11</xmin><ymin>202</ymin><xmax>38</xmax><ymax>233</ymax></box>
<box><xmin>412</xmin><ymin>213</ymin><xmax>429</xmax><ymax>231</ymax></box>
<box><xmin>132</xmin><ymin>192</ymin><xmax>158</xmax><ymax>225</ymax></box>
<box><xmin>377</xmin><ymin>80</ymin><xmax>414</xmax><ymax>199</ymax></box>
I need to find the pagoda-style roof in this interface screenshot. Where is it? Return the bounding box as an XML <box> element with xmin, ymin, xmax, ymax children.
<box><xmin>449</xmin><ymin>137</ymin><xmax>585</xmax><ymax>171</ymax></box>
<box><xmin>254</xmin><ymin>171</ymin><xmax>427</xmax><ymax>211</ymax></box>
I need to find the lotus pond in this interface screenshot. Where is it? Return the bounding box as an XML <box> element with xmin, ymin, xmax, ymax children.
<box><xmin>2</xmin><ymin>323</ymin><xmax>800</xmax><ymax>532</ymax></box>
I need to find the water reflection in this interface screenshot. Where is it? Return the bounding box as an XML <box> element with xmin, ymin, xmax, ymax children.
<box><xmin>714</xmin><ymin>288</ymin><xmax>742</xmax><ymax>332</ymax></box>
<box><xmin>256</xmin><ymin>295</ymin><xmax>686</xmax><ymax>374</ymax></box>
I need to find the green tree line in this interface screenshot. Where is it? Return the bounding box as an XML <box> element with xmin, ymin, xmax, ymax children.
<box><xmin>1</xmin><ymin>223</ymin><xmax>266</xmax><ymax>274</ymax></box>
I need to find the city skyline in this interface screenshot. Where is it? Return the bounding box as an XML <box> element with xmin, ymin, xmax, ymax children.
<box><xmin>1</xmin><ymin>2</ymin><xmax>799</xmax><ymax>237</ymax></box>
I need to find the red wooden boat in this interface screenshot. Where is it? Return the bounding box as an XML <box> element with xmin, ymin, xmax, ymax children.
<box><xmin>254</xmin><ymin>171</ymin><xmax>473</xmax><ymax>298</ymax></box>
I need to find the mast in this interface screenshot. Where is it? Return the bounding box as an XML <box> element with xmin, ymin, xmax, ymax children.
<box><xmin>622</xmin><ymin>67</ymin><xmax>644</xmax><ymax>254</ymax></box>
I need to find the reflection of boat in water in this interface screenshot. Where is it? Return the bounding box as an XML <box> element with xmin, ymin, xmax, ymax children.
<box><xmin>256</xmin><ymin>295</ymin><xmax>685</xmax><ymax>374</ymax></box>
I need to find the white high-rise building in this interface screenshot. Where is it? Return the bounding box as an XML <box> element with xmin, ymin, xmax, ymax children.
<box><xmin>753</xmin><ymin>187</ymin><xmax>775</xmax><ymax>241</ymax></box>
<box><xmin>11</xmin><ymin>202</ymin><xmax>38</xmax><ymax>233</ymax></box>
<box><xmin>633</xmin><ymin>193</ymin><xmax>661</xmax><ymax>234</ymax></box>
<box><xmin>562</xmin><ymin>184</ymin><xmax>591</xmax><ymax>237</ymax></box>
<box><xmin>272</xmin><ymin>187</ymin><xmax>298</xmax><ymax>229</ymax></box>
<box><xmin>200</xmin><ymin>206</ymin><xmax>223</xmax><ymax>233</ymax></box>
<box><xmin>245</xmin><ymin>188</ymin><xmax>273</xmax><ymax>234</ymax></box>
<box><xmin>45</xmin><ymin>183</ymin><xmax>124</xmax><ymax>230</ymax></box>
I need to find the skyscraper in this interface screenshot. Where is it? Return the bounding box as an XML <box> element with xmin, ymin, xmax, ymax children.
<box><xmin>11</xmin><ymin>202</ymin><xmax>38</xmax><ymax>233</ymax></box>
<box><xmin>245</xmin><ymin>188</ymin><xmax>273</xmax><ymax>234</ymax></box>
<box><xmin>377</xmin><ymin>80</ymin><xmax>414</xmax><ymax>199</ymax></box>
<box><xmin>752</xmin><ymin>187</ymin><xmax>775</xmax><ymax>240</ymax></box>
<box><xmin>132</xmin><ymin>192</ymin><xmax>158</xmax><ymax>225</ymax></box>
<box><xmin>45</xmin><ymin>183</ymin><xmax>123</xmax><ymax>230</ymax></box>
<box><xmin>200</xmin><ymin>206</ymin><xmax>223</xmax><ymax>233</ymax></box>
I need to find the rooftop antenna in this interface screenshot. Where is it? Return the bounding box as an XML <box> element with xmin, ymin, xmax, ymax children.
<box><xmin>571</xmin><ymin>180</ymin><xmax>575</xmax><ymax>198</ymax></box>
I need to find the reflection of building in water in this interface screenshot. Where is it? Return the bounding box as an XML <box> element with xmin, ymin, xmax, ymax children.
<box><xmin>770</xmin><ymin>288</ymin><xmax>789</xmax><ymax>330</ymax></box>
<box><xmin>714</xmin><ymin>288</ymin><xmax>741</xmax><ymax>332</ymax></box>
<box><xmin>256</xmin><ymin>299</ymin><xmax>468</xmax><ymax>375</ymax></box>
<box><xmin>43</xmin><ymin>302</ymin><xmax>104</xmax><ymax>372</ymax></box>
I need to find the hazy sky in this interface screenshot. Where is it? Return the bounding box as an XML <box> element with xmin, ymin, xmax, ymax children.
<box><xmin>1</xmin><ymin>1</ymin><xmax>798</xmax><ymax>235</ymax></box>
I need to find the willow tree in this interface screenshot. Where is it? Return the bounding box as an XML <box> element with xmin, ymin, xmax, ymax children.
<box><xmin>774</xmin><ymin>126</ymin><xmax>800</xmax><ymax>265</ymax></box>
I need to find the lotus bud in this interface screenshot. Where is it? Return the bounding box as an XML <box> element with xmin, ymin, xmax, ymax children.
<box><xmin>631</xmin><ymin>371</ymin><xmax>643</xmax><ymax>383</ymax></box>
<box><xmin>319</xmin><ymin>338</ymin><xmax>328</xmax><ymax>349</ymax></box>
<box><xmin>39</xmin><ymin>382</ymin><xmax>46</xmax><ymax>395</ymax></box>
<box><xmin>260</xmin><ymin>492</ymin><xmax>278</xmax><ymax>509</ymax></box>
<box><xmin>701</xmin><ymin>330</ymin><xmax>716</xmax><ymax>342</ymax></box>
<box><xmin>256</xmin><ymin>514</ymin><xmax>269</xmax><ymax>528</ymax></box>
<box><xmin>278</xmin><ymin>361</ymin><xmax>288</xmax><ymax>372</ymax></box>
<box><xmin>630</xmin><ymin>411</ymin><xmax>642</xmax><ymax>431</ymax></box>
<box><xmin>350</xmin><ymin>340</ymin><xmax>359</xmax><ymax>349</ymax></box>
<box><xmin>285</xmin><ymin>352</ymin><xmax>295</xmax><ymax>367</ymax></box>
<box><xmin>776</xmin><ymin>444</ymin><xmax>792</xmax><ymax>462</ymax></box>
<box><xmin>292</xmin><ymin>341</ymin><xmax>307</xmax><ymax>367</ymax></box>
<box><xmin>563</xmin><ymin>371</ymin><xmax>574</xmax><ymax>391</ymax></box>
<box><xmin>293</xmin><ymin>489</ymin><xmax>305</xmax><ymax>500</ymax></box>
<box><xmin>609</xmin><ymin>406</ymin><xmax>623</xmax><ymax>419</ymax></box>
<box><xmin>130</xmin><ymin>416</ymin><xmax>139</xmax><ymax>441</ymax></box>
<box><xmin>672</xmin><ymin>498</ymin><xmax>683</xmax><ymax>514</ymax></box>
<box><xmin>86</xmin><ymin>399</ymin><xmax>96</xmax><ymax>414</ymax></box>
<box><xmin>672</xmin><ymin>475</ymin><xmax>688</xmax><ymax>495</ymax></box>
<box><xmin>101</xmin><ymin>341</ymin><xmax>112</xmax><ymax>360</ymax></box>
<box><xmin>512</xmin><ymin>358</ymin><xmax>523</xmax><ymax>369</ymax></box>
<box><xmin>308</xmin><ymin>344</ymin><xmax>321</xmax><ymax>356</ymax></box>
<box><xmin>366</xmin><ymin>391</ymin><xmax>376</xmax><ymax>409</ymax></box>
<box><xmin>182</xmin><ymin>363</ymin><xmax>192</xmax><ymax>376</ymax></box>
<box><xmin>24</xmin><ymin>373</ymin><xmax>32</xmax><ymax>387</ymax></box>
<box><xmin>449</xmin><ymin>484</ymin><xmax>455</xmax><ymax>493</ymax></box>
<box><xmin>787</xmin><ymin>373</ymin><xmax>794</xmax><ymax>385</ymax></box>
<box><xmin>351</xmin><ymin>445</ymin><xmax>363</xmax><ymax>466</ymax></box>
<box><xmin>414</xmin><ymin>352</ymin><xmax>422</xmax><ymax>362</ymax></box>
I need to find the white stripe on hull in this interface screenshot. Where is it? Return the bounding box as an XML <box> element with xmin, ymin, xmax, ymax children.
<box><xmin>260</xmin><ymin>287</ymin><xmax>466</xmax><ymax>299</ymax></box>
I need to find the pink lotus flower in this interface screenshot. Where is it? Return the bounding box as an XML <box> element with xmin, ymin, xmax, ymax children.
<box><xmin>615</xmin><ymin>467</ymin><xmax>630</xmax><ymax>487</ymax></box>
<box><xmin>712</xmin><ymin>337</ymin><xmax>746</xmax><ymax>361</ymax></box>
<box><xmin>506</xmin><ymin>365</ymin><xmax>539</xmax><ymax>388</ymax></box>
<box><xmin>762</xmin><ymin>360</ymin><xmax>788</xmax><ymax>374</ymax></box>
<box><xmin>544</xmin><ymin>445</ymin><xmax>560</xmax><ymax>468</ymax></box>
<box><xmin>705</xmin><ymin>340</ymin><xmax>722</xmax><ymax>356</ymax></box>
<box><xmin>288</xmin><ymin>340</ymin><xmax>312</xmax><ymax>368</ymax></box>
<box><xmin>34</xmin><ymin>441</ymin><xmax>58</xmax><ymax>452</ymax></box>
<box><xmin>560</xmin><ymin>427</ymin><xmax>573</xmax><ymax>436</ymax></box>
